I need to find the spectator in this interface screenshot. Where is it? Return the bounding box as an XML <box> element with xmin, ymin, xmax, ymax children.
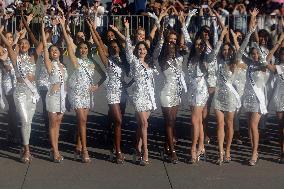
<box><xmin>232</xmin><ymin>3</ymin><xmax>247</xmax><ymax>34</ymax></box>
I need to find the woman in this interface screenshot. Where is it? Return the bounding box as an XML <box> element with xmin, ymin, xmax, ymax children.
<box><xmin>0</xmin><ymin>29</ymin><xmax>25</xmax><ymax>143</ymax></box>
<box><xmin>41</xmin><ymin>21</ymin><xmax>68</xmax><ymax>163</ymax></box>
<box><xmin>125</xmin><ymin>19</ymin><xmax>158</xmax><ymax>166</ymax></box>
<box><xmin>184</xmin><ymin>23</ymin><xmax>227</xmax><ymax>163</ymax></box>
<box><xmin>266</xmin><ymin>34</ymin><xmax>284</xmax><ymax>164</ymax></box>
<box><xmin>88</xmin><ymin>19</ymin><xmax>131</xmax><ymax>164</ymax></box>
<box><xmin>0</xmin><ymin>26</ymin><xmax>42</xmax><ymax>163</ymax></box>
<box><xmin>60</xmin><ymin>17</ymin><xmax>106</xmax><ymax>163</ymax></box>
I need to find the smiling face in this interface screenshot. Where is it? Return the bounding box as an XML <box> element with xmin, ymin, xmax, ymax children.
<box><xmin>136</xmin><ymin>29</ymin><xmax>145</xmax><ymax>42</ymax></box>
<box><xmin>168</xmin><ymin>33</ymin><xmax>177</xmax><ymax>45</ymax></box>
<box><xmin>222</xmin><ymin>44</ymin><xmax>230</xmax><ymax>59</ymax></box>
<box><xmin>79</xmin><ymin>43</ymin><xmax>89</xmax><ymax>58</ymax></box>
<box><xmin>137</xmin><ymin>43</ymin><xmax>147</xmax><ymax>59</ymax></box>
<box><xmin>107</xmin><ymin>30</ymin><xmax>116</xmax><ymax>41</ymax></box>
<box><xmin>19</xmin><ymin>39</ymin><xmax>30</xmax><ymax>54</ymax></box>
<box><xmin>5</xmin><ymin>32</ymin><xmax>14</xmax><ymax>46</ymax></box>
<box><xmin>49</xmin><ymin>46</ymin><xmax>60</xmax><ymax>60</ymax></box>
<box><xmin>76</xmin><ymin>32</ymin><xmax>85</xmax><ymax>43</ymax></box>
<box><xmin>251</xmin><ymin>48</ymin><xmax>259</xmax><ymax>62</ymax></box>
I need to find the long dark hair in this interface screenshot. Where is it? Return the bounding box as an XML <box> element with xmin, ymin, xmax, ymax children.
<box><xmin>75</xmin><ymin>41</ymin><xmax>93</xmax><ymax>60</ymax></box>
<box><xmin>133</xmin><ymin>41</ymin><xmax>154</xmax><ymax>68</ymax></box>
<box><xmin>48</xmin><ymin>44</ymin><xmax>65</xmax><ymax>64</ymax></box>
<box><xmin>220</xmin><ymin>42</ymin><xmax>235</xmax><ymax>60</ymax></box>
<box><xmin>108</xmin><ymin>39</ymin><xmax>130</xmax><ymax>75</ymax></box>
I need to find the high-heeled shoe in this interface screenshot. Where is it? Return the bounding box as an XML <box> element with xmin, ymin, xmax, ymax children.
<box><xmin>249</xmin><ymin>153</ymin><xmax>259</xmax><ymax>166</ymax></box>
<box><xmin>116</xmin><ymin>151</ymin><xmax>124</xmax><ymax>164</ymax></box>
<box><xmin>170</xmin><ymin>150</ymin><xmax>178</xmax><ymax>164</ymax></box>
<box><xmin>189</xmin><ymin>151</ymin><xmax>198</xmax><ymax>164</ymax></box>
<box><xmin>132</xmin><ymin>149</ymin><xmax>142</xmax><ymax>164</ymax></box>
<box><xmin>50</xmin><ymin>150</ymin><xmax>64</xmax><ymax>163</ymax></box>
<box><xmin>197</xmin><ymin>148</ymin><xmax>207</xmax><ymax>162</ymax></box>
<box><xmin>140</xmin><ymin>158</ymin><xmax>149</xmax><ymax>166</ymax></box>
<box><xmin>216</xmin><ymin>151</ymin><xmax>224</xmax><ymax>166</ymax></box>
<box><xmin>20</xmin><ymin>149</ymin><xmax>32</xmax><ymax>164</ymax></box>
<box><xmin>81</xmin><ymin>149</ymin><xmax>91</xmax><ymax>163</ymax></box>
<box><xmin>205</xmin><ymin>136</ymin><xmax>211</xmax><ymax>144</ymax></box>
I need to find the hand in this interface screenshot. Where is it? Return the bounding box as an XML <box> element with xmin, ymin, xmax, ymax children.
<box><xmin>58</xmin><ymin>16</ymin><xmax>66</xmax><ymax>26</ymax></box>
<box><xmin>178</xmin><ymin>11</ymin><xmax>185</xmax><ymax>24</ymax></box>
<box><xmin>188</xmin><ymin>9</ymin><xmax>198</xmax><ymax>17</ymax></box>
<box><xmin>124</xmin><ymin>18</ymin><xmax>129</xmax><ymax>29</ymax></box>
<box><xmin>148</xmin><ymin>12</ymin><xmax>158</xmax><ymax>21</ymax></box>
<box><xmin>16</xmin><ymin>28</ymin><xmax>26</xmax><ymax>38</ymax></box>
<box><xmin>249</xmin><ymin>8</ymin><xmax>259</xmax><ymax>18</ymax></box>
<box><xmin>109</xmin><ymin>25</ymin><xmax>119</xmax><ymax>32</ymax></box>
<box><xmin>221</xmin><ymin>26</ymin><xmax>229</xmax><ymax>38</ymax></box>
<box><xmin>26</xmin><ymin>13</ymin><xmax>34</xmax><ymax>25</ymax></box>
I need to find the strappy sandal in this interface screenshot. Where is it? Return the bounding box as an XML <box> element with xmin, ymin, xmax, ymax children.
<box><xmin>50</xmin><ymin>150</ymin><xmax>64</xmax><ymax>163</ymax></box>
<box><xmin>20</xmin><ymin>149</ymin><xmax>32</xmax><ymax>164</ymax></box>
<box><xmin>81</xmin><ymin>148</ymin><xmax>91</xmax><ymax>163</ymax></box>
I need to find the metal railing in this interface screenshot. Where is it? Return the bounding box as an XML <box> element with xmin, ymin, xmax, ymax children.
<box><xmin>1</xmin><ymin>14</ymin><xmax>283</xmax><ymax>38</ymax></box>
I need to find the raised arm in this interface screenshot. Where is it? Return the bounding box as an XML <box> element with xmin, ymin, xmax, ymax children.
<box><xmin>266</xmin><ymin>33</ymin><xmax>284</xmax><ymax>62</ymax></box>
<box><xmin>124</xmin><ymin>19</ymin><xmax>134</xmax><ymax>64</ymax></box>
<box><xmin>41</xmin><ymin>22</ymin><xmax>53</xmax><ymax>74</ymax></box>
<box><xmin>152</xmin><ymin>27</ymin><xmax>164</xmax><ymax>61</ymax></box>
<box><xmin>22</xmin><ymin>14</ymin><xmax>40</xmax><ymax>46</ymax></box>
<box><xmin>87</xmin><ymin>19</ymin><xmax>108</xmax><ymax>68</ymax></box>
<box><xmin>0</xmin><ymin>26</ymin><xmax>17</xmax><ymax>67</ymax></box>
<box><xmin>206</xmin><ymin>26</ymin><xmax>228</xmax><ymax>63</ymax></box>
<box><xmin>180</xmin><ymin>10</ymin><xmax>193</xmax><ymax>48</ymax></box>
<box><xmin>59</xmin><ymin>16</ymin><xmax>78</xmax><ymax>68</ymax></box>
<box><xmin>230</xmin><ymin>29</ymin><xmax>240</xmax><ymax>50</ymax></box>
<box><xmin>109</xmin><ymin>24</ymin><xmax>126</xmax><ymax>41</ymax></box>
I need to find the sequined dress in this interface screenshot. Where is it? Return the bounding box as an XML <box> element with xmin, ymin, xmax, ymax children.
<box><xmin>14</xmin><ymin>54</ymin><xmax>38</xmax><ymax>103</ymax></box>
<box><xmin>46</xmin><ymin>61</ymin><xmax>68</xmax><ymax>113</ymax></box>
<box><xmin>213</xmin><ymin>61</ymin><xmax>240</xmax><ymax>112</ymax></box>
<box><xmin>106</xmin><ymin>56</ymin><xmax>127</xmax><ymax>104</ymax></box>
<box><xmin>242</xmin><ymin>64</ymin><xmax>270</xmax><ymax>114</ymax></box>
<box><xmin>268</xmin><ymin>63</ymin><xmax>284</xmax><ymax>112</ymax></box>
<box><xmin>68</xmin><ymin>58</ymin><xmax>95</xmax><ymax>109</ymax></box>
<box><xmin>36</xmin><ymin>55</ymin><xmax>50</xmax><ymax>91</ymax></box>
<box><xmin>126</xmin><ymin>37</ymin><xmax>158</xmax><ymax>112</ymax></box>
<box><xmin>160</xmin><ymin>57</ymin><xmax>186</xmax><ymax>107</ymax></box>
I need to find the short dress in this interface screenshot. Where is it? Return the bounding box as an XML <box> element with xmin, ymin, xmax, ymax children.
<box><xmin>213</xmin><ymin>62</ymin><xmax>241</xmax><ymax>112</ymax></box>
<box><xmin>160</xmin><ymin>57</ymin><xmax>186</xmax><ymax>107</ymax></box>
<box><xmin>242</xmin><ymin>64</ymin><xmax>270</xmax><ymax>114</ymax></box>
<box><xmin>125</xmin><ymin>37</ymin><xmax>158</xmax><ymax>112</ymax></box>
<box><xmin>106</xmin><ymin>56</ymin><xmax>127</xmax><ymax>104</ymax></box>
<box><xmin>68</xmin><ymin>58</ymin><xmax>95</xmax><ymax>109</ymax></box>
<box><xmin>46</xmin><ymin>61</ymin><xmax>68</xmax><ymax>113</ymax></box>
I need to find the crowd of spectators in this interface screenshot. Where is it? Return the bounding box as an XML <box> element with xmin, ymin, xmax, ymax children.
<box><xmin>0</xmin><ymin>0</ymin><xmax>283</xmax><ymax>41</ymax></box>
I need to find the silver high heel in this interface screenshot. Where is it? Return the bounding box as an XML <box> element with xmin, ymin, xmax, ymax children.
<box><xmin>20</xmin><ymin>148</ymin><xmax>32</xmax><ymax>164</ymax></box>
<box><xmin>50</xmin><ymin>150</ymin><xmax>64</xmax><ymax>163</ymax></box>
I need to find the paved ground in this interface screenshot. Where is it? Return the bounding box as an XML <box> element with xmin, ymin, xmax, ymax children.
<box><xmin>0</xmin><ymin>59</ymin><xmax>283</xmax><ymax>189</ymax></box>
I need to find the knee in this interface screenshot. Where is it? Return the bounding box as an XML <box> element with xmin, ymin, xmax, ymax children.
<box><xmin>78</xmin><ymin>117</ymin><xmax>87</xmax><ymax>127</ymax></box>
<box><xmin>114</xmin><ymin>116</ymin><xmax>122</xmax><ymax>127</ymax></box>
<box><xmin>140</xmin><ymin>119</ymin><xmax>148</xmax><ymax>129</ymax></box>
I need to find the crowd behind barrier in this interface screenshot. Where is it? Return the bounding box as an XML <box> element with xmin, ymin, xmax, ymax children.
<box><xmin>1</xmin><ymin>14</ymin><xmax>284</xmax><ymax>41</ymax></box>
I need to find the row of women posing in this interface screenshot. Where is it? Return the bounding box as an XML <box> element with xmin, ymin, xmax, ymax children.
<box><xmin>1</xmin><ymin>8</ymin><xmax>284</xmax><ymax>166</ymax></box>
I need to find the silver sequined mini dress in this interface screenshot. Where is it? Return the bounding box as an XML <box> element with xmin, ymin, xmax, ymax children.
<box><xmin>106</xmin><ymin>57</ymin><xmax>127</xmax><ymax>104</ymax></box>
<box><xmin>213</xmin><ymin>62</ymin><xmax>240</xmax><ymax>112</ymax></box>
<box><xmin>46</xmin><ymin>61</ymin><xmax>68</xmax><ymax>113</ymax></box>
<box><xmin>68</xmin><ymin>58</ymin><xmax>95</xmax><ymax>109</ymax></box>
<box><xmin>126</xmin><ymin>38</ymin><xmax>158</xmax><ymax>112</ymax></box>
<box><xmin>160</xmin><ymin>57</ymin><xmax>185</xmax><ymax>107</ymax></box>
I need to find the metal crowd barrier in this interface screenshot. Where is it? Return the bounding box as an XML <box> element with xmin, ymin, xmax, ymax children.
<box><xmin>0</xmin><ymin>14</ymin><xmax>283</xmax><ymax>39</ymax></box>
